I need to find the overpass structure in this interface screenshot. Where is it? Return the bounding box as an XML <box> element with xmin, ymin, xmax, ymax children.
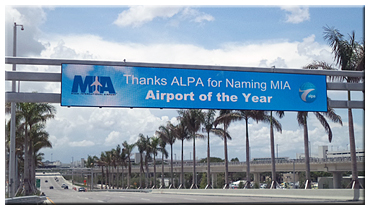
<box><xmin>39</xmin><ymin>157</ymin><xmax>364</xmax><ymax>189</ymax></box>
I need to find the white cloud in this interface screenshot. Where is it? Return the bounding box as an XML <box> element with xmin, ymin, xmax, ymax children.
<box><xmin>180</xmin><ymin>7</ymin><xmax>215</xmax><ymax>23</ymax></box>
<box><xmin>104</xmin><ymin>131</ymin><xmax>121</xmax><ymax>146</ymax></box>
<box><xmin>113</xmin><ymin>6</ymin><xmax>183</xmax><ymax>27</ymax></box>
<box><xmin>113</xmin><ymin>6</ymin><xmax>214</xmax><ymax>28</ymax></box>
<box><xmin>5</xmin><ymin>6</ymin><xmax>48</xmax><ymax>56</ymax></box>
<box><xmin>68</xmin><ymin>140</ymin><xmax>95</xmax><ymax>147</ymax></box>
<box><xmin>280</xmin><ymin>6</ymin><xmax>310</xmax><ymax>24</ymax></box>
<box><xmin>297</xmin><ymin>34</ymin><xmax>333</xmax><ymax>63</ymax></box>
<box><xmin>38</xmin><ymin>34</ymin><xmax>332</xmax><ymax>70</ymax></box>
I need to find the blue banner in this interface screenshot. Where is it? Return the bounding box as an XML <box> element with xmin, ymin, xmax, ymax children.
<box><xmin>61</xmin><ymin>64</ymin><xmax>327</xmax><ymax>111</ymax></box>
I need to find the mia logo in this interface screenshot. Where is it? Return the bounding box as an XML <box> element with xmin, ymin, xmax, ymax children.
<box><xmin>299</xmin><ymin>82</ymin><xmax>317</xmax><ymax>103</ymax></box>
<box><xmin>71</xmin><ymin>75</ymin><xmax>116</xmax><ymax>95</ymax></box>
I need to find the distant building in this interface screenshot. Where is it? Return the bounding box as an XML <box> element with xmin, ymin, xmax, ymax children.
<box><xmin>327</xmin><ymin>149</ymin><xmax>364</xmax><ymax>158</ymax></box>
<box><xmin>71</xmin><ymin>158</ymin><xmax>85</xmax><ymax>167</ymax></box>
<box><xmin>134</xmin><ymin>153</ymin><xmax>145</xmax><ymax>164</ymax></box>
<box><xmin>296</xmin><ymin>145</ymin><xmax>364</xmax><ymax>159</ymax></box>
<box><xmin>40</xmin><ymin>160</ymin><xmax>62</xmax><ymax>168</ymax></box>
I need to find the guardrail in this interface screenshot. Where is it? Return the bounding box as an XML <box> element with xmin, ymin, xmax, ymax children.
<box><xmin>127</xmin><ymin>157</ymin><xmax>365</xmax><ymax>168</ymax></box>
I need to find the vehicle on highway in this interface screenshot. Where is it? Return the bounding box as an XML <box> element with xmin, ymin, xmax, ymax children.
<box><xmin>45</xmin><ymin>180</ymin><xmax>48</xmax><ymax>183</ymax></box>
<box><xmin>78</xmin><ymin>187</ymin><xmax>86</xmax><ymax>192</ymax></box>
<box><xmin>49</xmin><ymin>186</ymin><xmax>54</xmax><ymax>189</ymax></box>
<box><xmin>63</xmin><ymin>185</ymin><xmax>69</xmax><ymax>189</ymax></box>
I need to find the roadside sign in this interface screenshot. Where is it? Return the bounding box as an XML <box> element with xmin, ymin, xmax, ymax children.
<box><xmin>61</xmin><ymin>64</ymin><xmax>327</xmax><ymax>111</ymax></box>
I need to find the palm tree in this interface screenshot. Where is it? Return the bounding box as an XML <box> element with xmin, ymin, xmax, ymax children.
<box><xmin>201</xmin><ymin>109</ymin><xmax>229</xmax><ymax>189</ymax></box>
<box><xmin>122</xmin><ymin>141</ymin><xmax>135</xmax><ymax>189</ymax></box>
<box><xmin>158</xmin><ymin>137</ymin><xmax>168</xmax><ymax>188</ymax></box>
<box><xmin>214</xmin><ymin>110</ymin><xmax>235</xmax><ymax>189</ymax></box>
<box><xmin>177</xmin><ymin>109</ymin><xmax>204</xmax><ymax>189</ymax></box>
<box><xmin>173</xmin><ymin>116</ymin><xmax>190</xmax><ymax>189</ymax></box>
<box><xmin>143</xmin><ymin>136</ymin><xmax>152</xmax><ymax>188</ymax></box>
<box><xmin>11</xmin><ymin>102</ymin><xmax>55</xmax><ymax>195</ymax></box>
<box><xmin>31</xmin><ymin>123</ymin><xmax>52</xmax><ymax>189</ymax></box>
<box><xmin>85</xmin><ymin>155</ymin><xmax>97</xmax><ymax>190</ymax></box>
<box><xmin>322</xmin><ymin>25</ymin><xmax>364</xmax><ymax>189</ymax></box>
<box><xmin>297</xmin><ymin>106</ymin><xmax>342</xmax><ymax>189</ymax></box>
<box><xmin>100</xmin><ymin>151</ymin><xmax>112</xmax><ymax>189</ymax></box>
<box><xmin>5</xmin><ymin>114</ymin><xmax>25</xmax><ymax>193</ymax></box>
<box><xmin>98</xmin><ymin>152</ymin><xmax>107</xmax><ymax>189</ymax></box>
<box><xmin>266</xmin><ymin>111</ymin><xmax>284</xmax><ymax>189</ymax></box>
<box><xmin>104</xmin><ymin>150</ymin><xmax>113</xmax><ymax>189</ymax></box>
<box><xmin>112</xmin><ymin>145</ymin><xmax>122</xmax><ymax>189</ymax></box>
<box><xmin>156</xmin><ymin>122</ymin><xmax>176</xmax><ymax>188</ymax></box>
<box><xmin>86</xmin><ymin>155</ymin><xmax>96</xmax><ymax>168</ymax></box>
<box><xmin>222</xmin><ymin>110</ymin><xmax>267</xmax><ymax>188</ymax></box>
<box><xmin>149</xmin><ymin>136</ymin><xmax>160</xmax><ymax>188</ymax></box>
<box><xmin>119</xmin><ymin>145</ymin><xmax>127</xmax><ymax>189</ymax></box>
<box><xmin>136</xmin><ymin>134</ymin><xmax>148</xmax><ymax>189</ymax></box>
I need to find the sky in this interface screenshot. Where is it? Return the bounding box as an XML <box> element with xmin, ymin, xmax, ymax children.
<box><xmin>3</xmin><ymin>2</ymin><xmax>366</xmax><ymax>164</ymax></box>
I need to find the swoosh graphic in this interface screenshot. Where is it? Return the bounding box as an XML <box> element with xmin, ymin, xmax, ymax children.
<box><xmin>299</xmin><ymin>88</ymin><xmax>315</xmax><ymax>102</ymax></box>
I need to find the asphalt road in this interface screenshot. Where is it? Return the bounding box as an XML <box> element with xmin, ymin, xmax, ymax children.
<box><xmin>38</xmin><ymin>175</ymin><xmax>363</xmax><ymax>204</ymax></box>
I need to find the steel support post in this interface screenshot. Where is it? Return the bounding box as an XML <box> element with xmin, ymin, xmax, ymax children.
<box><xmin>8</xmin><ymin>22</ymin><xmax>19</xmax><ymax>198</ymax></box>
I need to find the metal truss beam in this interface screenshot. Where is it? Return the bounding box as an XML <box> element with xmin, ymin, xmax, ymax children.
<box><xmin>5</xmin><ymin>57</ymin><xmax>365</xmax><ymax>109</ymax></box>
<box><xmin>6</xmin><ymin>57</ymin><xmax>365</xmax><ymax>77</ymax></box>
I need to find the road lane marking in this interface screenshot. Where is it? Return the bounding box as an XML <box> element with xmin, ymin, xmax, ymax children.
<box><xmin>46</xmin><ymin>197</ymin><xmax>55</xmax><ymax>204</ymax></box>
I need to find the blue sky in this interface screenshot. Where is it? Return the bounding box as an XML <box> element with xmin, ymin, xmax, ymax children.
<box><xmin>4</xmin><ymin>4</ymin><xmax>366</xmax><ymax>164</ymax></box>
<box><xmin>39</xmin><ymin>6</ymin><xmax>364</xmax><ymax>49</ymax></box>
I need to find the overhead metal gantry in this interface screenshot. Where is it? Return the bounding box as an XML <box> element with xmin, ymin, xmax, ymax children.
<box><xmin>5</xmin><ymin>57</ymin><xmax>365</xmax><ymax>108</ymax></box>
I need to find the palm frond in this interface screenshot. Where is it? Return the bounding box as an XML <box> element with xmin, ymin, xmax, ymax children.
<box><xmin>297</xmin><ymin>111</ymin><xmax>307</xmax><ymax>127</ymax></box>
<box><xmin>314</xmin><ymin>112</ymin><xmax>333</xmax><ymax>142</ymax></box>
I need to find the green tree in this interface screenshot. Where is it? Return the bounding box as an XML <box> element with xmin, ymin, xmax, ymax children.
<box><xmin>323</xmin><ymin>25</ymin><xmax>364</xmax><ymax>189</ymax></box>
<box><xmin>97</xmin><ymin>152</ymin><xmax>107</xmax><ymax>189</ymax></box>
<box><xmin>171</xmin><ymin>119</ymin><xmax>190</xmax><ymax>189</ymax></box>
<box><xmin>202</xmin><ymin>109</ymin><xmax>229</xmax><ymax>189</ymax></box>
<box><xmin>122</xmin><ymin>141</ymin><xmax>135</xmax><ymax>188</ymax></box>
<box><xmin>136</xmin><ymin>134</ymin><xmax>148</xmax><ymax>188</ymax></box>
<box><xmin>85</xmin><ymin>154</ymin><xmax>98</xmax><ymax>189</ymax></box>
<box><xmin>266</xmin><ymin>111</ymin><xmax>284</xmax><ymax>189</ymax></box>
<box><xmin>149</xmin><ymin>136</ymin><xmax>160</xmax><ymax>188</ymax></box>
<box><xmin>223</xmin><ymin>110</ymin><xmax>267</xmax><ymax>188</ymax></box>
<box><xmin>199</xmin><ymin>173</ymin><xmax>207</xmax><ymax>189</ymax></box>
<box><xmin>10</xmin><ymin>102</ymin><xmax>55</xmax><ymax>195</ymax></box>
<box><xmin>112</xmin><ymin>145</ymin><xmax>123</xmax><ymax>189</ymax></box>
<box><xmin>214</xmin><ymin>110</ymin><xmax>234</xmax><ymax>189</ymax></box>
<box><xmin>157</xmin><ymin>137</ymin><xmax>168</xmax><ymax>188</ymax></box>
<box><xmin>296</xmin><ymin>107</ymin><xmax>342</xmax><ymax>189</ymax></box>
<box><xmin>156</xmin><ymin>122</ymin><xmax>176</xmax><ymax>188</ymax></box>
<box><xmin>177</xmin><ymin>109</ymin><xmax>204</xmax><ymax>189</ymax></box>
<box><xmin>199</xmin><ymin>157</ymin><xmax>223</xmax><ymax>163</ymax></box>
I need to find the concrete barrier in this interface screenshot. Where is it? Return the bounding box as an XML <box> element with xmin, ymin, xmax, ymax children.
<box><xmin>89</xmin><ymin>189</ymin><xmax>151</xmax><ymax>193</ymax></box>
<box><xmin>151</xmin><ymin>189</ymin><xmax>364</xmax><ymax>201</ymax></box>
<box><xmin>5</xmin><ymin>196</ymin><xmax>47</xmax><ymax>205</ymax></box>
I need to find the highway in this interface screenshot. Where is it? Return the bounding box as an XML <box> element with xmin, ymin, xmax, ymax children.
<box><xmin>38</xmin><ymin>173</ymin><xmax>363</xmax><ymax>204</ymax></box>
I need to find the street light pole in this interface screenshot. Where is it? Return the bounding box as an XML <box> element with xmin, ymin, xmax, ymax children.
<box><xmin>9</xmin><ymin>22</ymin><xmax>24</xmax><ymax>198</ymax></box>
